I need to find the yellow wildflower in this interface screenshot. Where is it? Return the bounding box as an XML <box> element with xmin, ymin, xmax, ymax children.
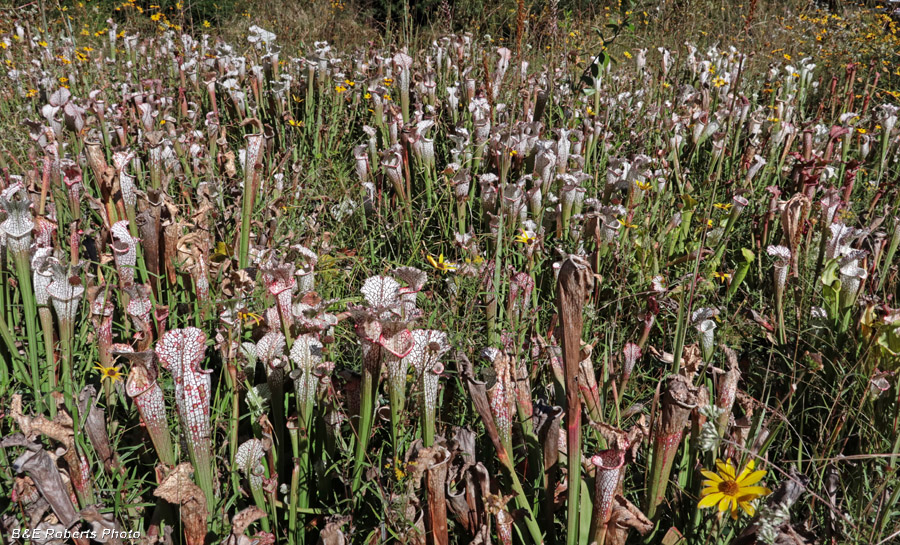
<box><xmin>427</xmin><ymin>254</ymin><xmax>457</xmax><ymax>274</ymax></box>
<box><xmin>514</xmin><ymin>229</ymin><xmax>537</xmax><ymax>245</ymax></box>
<box><xmin>699</xmin><ymin>459</ymin><xmax>771</xmax><ymax>519</ymax></box>
<box><xmin>94</xmin><ymin>363</ymin><xmax>124</xmax><ymax>383</ymax></box>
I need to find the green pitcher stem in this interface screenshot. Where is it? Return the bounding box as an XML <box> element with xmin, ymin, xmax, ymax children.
<box><xmin>238</xmin><ymin>175</ymin><xmax>254</xmax><ymax>269</ymax></box>
<box><xmin>58</xmin><ymin>318</ymin><xmax>74</xmax><ymax>413</ymax></box>
<box><xmin>297</xmin><ymin>402</ymin><xmax>314</xmax><ymax>521</ymax></box>
<box><xmin>565</xmin><ymin>414</ymin><xmax>581</xmax><ymax>545</ymax></box>
<box><xmin>250</xmin><ymin>482</ymin><xmax>271</xmax><ymax>532</ymax></box>
<box><xmin>352</xmin><ymin>361</ymin><xmax>380</xmax><ymax>495</ymax></box>
<box><xmin>13</xmin><ymin>251</ymin><xmax>43</xmax><ymax>413</ymax></box>
<box><xmin>191</xmin><ymin>446</ymin><xmax>216</xmax><ymax>511</ymax></box>
<box><xmin>38</xmin><ymin>307</ymin><xmax>56</xmax><ymax>390</ymax></box>
<box><xmin>504</xmin><ymin>456</ymin><xmax>543</xmax><ymax>545</ymax></box>
<box><xmin>422</xmin><ymin>406</ymin><xmax>436</xmax><ymax>448</ymax></box>
<box><xmin>647</xmin><ymin>432</ymin><xmax>681</xmax><ymax>519</ymax></box>
<box><xmin>389</xmin><ymin>384</ymin><xmax>404</xmax><ymax>461</ymax></box>
<box><xmin>289</xmin><ymin>460</ymin><xmax>300</xmax><ymax>545</ymax></box>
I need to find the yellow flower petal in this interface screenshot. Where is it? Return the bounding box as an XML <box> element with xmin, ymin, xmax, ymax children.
<box><xmin>718</xmin><ymin>495</ymin><xmax>732</xmax><ymax>512</ymax></box>
<box><xmin>700</xmin><ymin>486</ymin><xmax>721</xmax><ymax>497</ymax></box>
<box><xmin>739</xmin><ymin>500</ymin><xmax>756</xmax><ymax>517</ymax></box>
<box><xmin>701</xmin><ymin>470</ymin><xmax>723</xmax><ymax>483</ymax></box>
<box><xmin>738</xmin><ymin>469</ymin><xmax>768</xmax><ymax>487</ymax></box>
<box><xmin>716</xmin><ymin>459</ymin><xmax>737</xmax><ymax>480</ymax></box>
<box><xmin>699</xmin><ymin>492</ymin><xmax>724</xmax><ymax>508</ymax></box>
<box><xmin>736</xmin><ymin>459</ymin><xmax>756</xmax><ymax>482</ymax></box>
<box><xmin>738</xmin><ymin>486</ymin><xmax>772</xmax><ymax>498</ymax></box>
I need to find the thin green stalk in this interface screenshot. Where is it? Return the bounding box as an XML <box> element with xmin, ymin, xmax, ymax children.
<box><xmin>388</xmin><ymin>382</ymin><xmax>404</xmax><ymax>462</ymax></box>
<box><xmin>775</xmin><ymin>287</ymin><xmax>786</xmax><ymax>345</ymax></box>
<box><xmin>500</xmin><ymin>452</ymin><xmax>543</xmax><ymax>545</ymax></box>
<box><xmin>456</xmin><ymin>199</ymin><xmax>466</xmax><ymax>237</ymax></box>
<box><xmin>566</xmin><ymin>419</ymin><xmax>582</xmax><ymax>545</ymax></box>
<box><xmin>249</xmin><ymin>478</ymin><xmax>271</xmax><ymax>532</ymax></box>
<box><xmin>227</xmin><ymin>363</ymin><xmax>239</xmax><ymax>474</ymax></box>
<box><xmin>288</xmin><ymin>459</ymin><xmax>300</xmax><ymax>545</ymax></box>
<box><xmin>646</xmin><ymin>431</ymin><xmax>680</xmax><ymax>520</ymax></box>
<box><xmin>12</xmin><ymin>251</ymin><xmax>43</xmax><ymax>413</ymax></box>
<box><xmin>37</xmin><ymin>307</ymin><xmax>55</xmax><ymax>384</ymax></box>
<box><xmin>877</xmin><ymin>218</ymin><xmax>899</xmax><ymax>293</ymax></box>
<box><xmin>58</xmin><ymin>316</ymin><xmax>74</xmax><ymax>413</ymax></box>
<box><xmin>0</xmin><ymin>311</ymin><xmax>25</xmax><ymax>381</ymax></box>
<box><xmin>423</xmin><ymin>166</ymin><xmax>435</xmax><ymax>209</ymax></box>
<box><xmin>671</xmin><ymin>287</ymin><xmax>687</xmax><ymax>374</ymax></box>
<box><xmin>297</xmin><ymin>405</ymin><xmax>312</xmax><ymax>515</ymax></box>
<box><xmin>422</xmin><ymin>403</ymin><xmax>436</xmax><ymax>448</ymax></box>
<box><xmin>489</xmin><ymin>211</ymin><xmax>505</xmax><ymax>344</ymax></box>
<box><xmin>238</xmin><ymin>173</ymin><xmax>254</xmax><ymax>269</ymax></box>
<box><xmin>190</xmin><ymin>446</ymin><xmax>216</xmax><ymax>514</ymax></box>
<box><xmin>352</xmin><ymin>360</ymin><xmax>380</xmax><ymax>495</ymax></box>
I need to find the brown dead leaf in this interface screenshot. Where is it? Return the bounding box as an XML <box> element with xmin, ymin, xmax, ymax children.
<box><xmin>8</xmin><ymin>444</ymin><xmax>80</xmax><ymax>528</ymax></box>
<box><xmin>154</xmin><ymin>463</ymin><xmax>208</xmax><ymax>545</ymax></box>
<box><xmin>222</xmin><ymin>506</ymin><xmax>268</xmax><ymax>545</ymax></box>
<box><xmin>10</xmin><ymin>394</ymin><xmax>74</xmax><ymax>448</ymax></box>
<box><xmin>222</xmin><ymin>150</ymin><xmax>237</xmax><ymax>178</ymax></box>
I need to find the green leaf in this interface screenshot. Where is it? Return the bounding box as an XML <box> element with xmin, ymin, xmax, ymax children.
<box><xmin>820</xmin><ymin>259</ymin><xmax>840</xmax><ymax>287</ymax></box>
<box><xmin>877</xmin><ymin>325</ymin><xmax>900</xmax><ymax>358</ymax></box>
<box><xmin>823</xmin><ymin>278</ymin><xmax>841</xmax><ymax>324</ymax></box>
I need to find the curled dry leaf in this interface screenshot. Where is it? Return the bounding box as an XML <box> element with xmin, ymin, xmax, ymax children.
<box><xmin>78</xmin><ymin>386</ymin><xmax>121</xmax><ymax>474</ymax></box>
<box><xmin>9</xmin><ymin>394</ymin><xmax>74</xmax><ymax>448</ymax></box>
<box><xmin>422</xmin><ymin>446</ymin><xmax>451</xmax><ymax>545</ymax></box>
<box><xmin>154</xmin><ymin>463</ymin><xmax>209</xmax><ymax>545</ymax></box>
<box><xmin>7</xmin><ymin>441</ymin><xmax>80</xmax><ymax>529</ymax></box>
<box><xmin>223</xmin><ymin>506</ymin><xmax>273</xmax><ymax>545</ymax></box>
<box><xmin>81</xmin><ymin>506</ymin><xmax>124</xmax><ymax>545</ymax></box>
<box><xmin>317</xmin><ymin>517</ymin><xmax>351</xmax><ymax>545</ymax></box>
<box><xmin>457</xmin><ymin>352</ymin><xmax>508</xmax><ymax>467</ymax></box>
<box><xmin>604</xmin><ymin>495</ymin><xmax>653</xmax><ymax>545</ymax></box>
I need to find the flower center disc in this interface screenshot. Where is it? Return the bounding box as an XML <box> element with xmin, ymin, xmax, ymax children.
<box><xmin>718</xmin><ymin>480</ymin><xmax>739</xmax><ymax>496</ymax></box>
